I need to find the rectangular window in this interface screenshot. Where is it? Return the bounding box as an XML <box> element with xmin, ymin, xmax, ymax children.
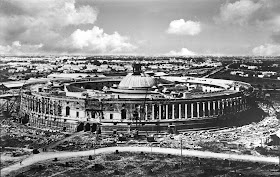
<box><xmin>76</xmin><ymin>111</ymin><xmax>79</xmax><ymax>118</ymax></box>
<box><xmin>110</xmin><ymin>113</ymin><xmax>113</xmax><ymax>119</ymax></box>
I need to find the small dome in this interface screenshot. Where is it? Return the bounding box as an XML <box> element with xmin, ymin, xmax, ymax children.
<box><xmin>118</xmin><ymin>73</ymin><xmax>157</xmax><ymax>89</ymax></box>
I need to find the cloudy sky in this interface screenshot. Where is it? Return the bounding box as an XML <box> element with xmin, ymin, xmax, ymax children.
<box><xmin>0</xmin><ymin>0</ymin><xmax>280</xmax><ymax>56</ymax></box>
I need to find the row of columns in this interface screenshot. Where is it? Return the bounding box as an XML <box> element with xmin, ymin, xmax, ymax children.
<box><xmin>22</xmin><ymin>94</ymin><xmax>248</xmax><ymax>123</ymax></box>
<box><xmin>22</xmin><ymin>95</ymin><xmax>62</xmax><ymax>117</ymax></box>
<box><xmin>145</xmin><ymin>97</ymin><xmax>247</xmax><ymax>120</ymax></box>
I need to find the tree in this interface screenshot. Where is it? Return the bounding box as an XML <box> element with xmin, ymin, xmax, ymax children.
<box><xmin>272</xmin><ymin>83</ymin><xmax>276</xmax><ymax>90</ymax></box>
<box><xmin>256</xmin><ymin>84</ymin><xmax>263</xmax><ymax>91</ymax></box>
<box><xmin>92</xmin><ymin>59</ymin><xmax>101</xmax><ymax>66</ymax></box>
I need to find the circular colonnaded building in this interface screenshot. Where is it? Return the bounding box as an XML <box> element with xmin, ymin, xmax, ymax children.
<box><xmin>19</xmin><ymin>63</ymin><xmax>253</xmax><ymax>133</ymax></box>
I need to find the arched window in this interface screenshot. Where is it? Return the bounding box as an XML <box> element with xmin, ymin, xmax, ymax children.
<box><xmin>66</xmin><ymin>106</ymin><xmax>70</xmax><ymax>116</ymax></box>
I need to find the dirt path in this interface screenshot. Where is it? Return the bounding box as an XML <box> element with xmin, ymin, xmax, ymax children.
<box><xmin>1</xmin><ymin>146</ymin><xmax>279</xmax><ymax>176</ymax></box>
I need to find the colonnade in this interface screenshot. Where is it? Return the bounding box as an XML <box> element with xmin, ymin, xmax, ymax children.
<box><xmin>21</xmin><ymin>94</ymin><xmax>78</xmax><ymax>132</ymax></box>
<box><xmin>20</xmin><ymin>93</ymin><xmax>249</xmax><ymax>131</ymax></box>
<box><xmin>144</xmin><ymin>97</ymin><xmax>247</xmax><ymax>121</ymax></box>
<box><xmin>21</xmin><ymin>94</ymin><xmax>62</xmax><ymax>117</ymax></box>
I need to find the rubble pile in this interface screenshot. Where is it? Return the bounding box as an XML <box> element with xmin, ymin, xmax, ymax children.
<box><xmin>1</xmin><ymin>120</ymin><xmax>66</xmax><ymax>149</ymax></box>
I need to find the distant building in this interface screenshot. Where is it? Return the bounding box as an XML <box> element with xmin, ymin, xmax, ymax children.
<box><xmin>261</xmin><ymin>71</ymin><xmax>277</xmax><ymax>77</ymax></box>
<box><xmin>230</xmin><ymin>71</ymin><xmax>244</xmax><ymax>76</ymax></box>
<box><xmin>247</xmin><ymin>66</ymin><xmax>258</xmax><ymax>70</ymax></box>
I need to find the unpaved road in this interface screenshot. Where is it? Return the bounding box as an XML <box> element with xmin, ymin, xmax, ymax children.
<box><xmin>1</xmin><ymin>146</ymin><xmax>279</xmax><ymax>176</ymax></box>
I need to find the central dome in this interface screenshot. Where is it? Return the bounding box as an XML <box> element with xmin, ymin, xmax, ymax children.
<box><xmin>118</xmin><ymin>73</ymin><xmax>157</xmax><ymax>89</ymax></box>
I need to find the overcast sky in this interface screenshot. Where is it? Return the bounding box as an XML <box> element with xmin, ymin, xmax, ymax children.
<box><xmin>0</xmin><ymin>0</ymin><xmax>280</xmax><ymax>56</ymax></box>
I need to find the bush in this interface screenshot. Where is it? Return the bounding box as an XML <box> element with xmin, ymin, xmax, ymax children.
<box><xmin>32</xmin><ymin>149</ymin><xmax>40</xmax><ymax>154</ymax></box>
<box><xmin>124</xmin><ymin>165</ymin><xmax>136</xmax><ymax>170</ymax></box>
<box><xmin>105</xmin><ymin>154</ymin><xmax>121</xmax><ymax>161</ymax></box>
<box><xmin>93</xmin><ymin>164</ymin><xmax>105</xmax><ymax>171</ymax></box>
<box><xmin>15</xmin><ymin>173</ymin><xmax>26</xmax><ymax>177</ymax></box>
<box><xmin>113</xmin><ymin>169</ymin><xmax>124</xmax><ymax>175</ymax></box>
<box><xmin>30</xmin><ymin>164</ymin><xmax>45</xmax><ymax>171</ymax></box>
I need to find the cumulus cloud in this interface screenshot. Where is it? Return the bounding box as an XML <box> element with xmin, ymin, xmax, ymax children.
<box><xmin>166</xmin><ymin>19</ymin><xmax>201</xmax><ymax>35</ymax></box>
<box><xmin>0</xmin><ymin>41</ymin><xmax>43</xmax><ymax>55</ymax></box>
<box><xmin>252</xmin><ymin>44</ymin><xmax>280</xmax><ymax>56</ymax></box>
<box><xmin>0</xmin><ymin>0</ymin><xmax>137</xmax><ymax>54</ymax></box>
<box><xmin>66</xmin><ymin>26</ymin><xmax>137</xmax><ymax>53</ymax></box>
<box><xmin>0</xmin><ymin>0</ymin><xmax>98</xmax><ymax>42</ymax></box>
<box><xmin>166</xmin><ymin>48</ymin><xmax>196</xmax><ymax>56</ymax></box>
<box><xmin>215</xmin><ymin>0</ymin><xmax>262</xmax><ymax>25</ymax></box>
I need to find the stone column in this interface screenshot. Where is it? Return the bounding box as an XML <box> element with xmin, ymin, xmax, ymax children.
<box><xmin>145</xmin><ymin>104</ymin><xmax>148</xmax><ymax>120</ymax></box>
<box><xmin>54</xmin><ymin>102</ymin><xmax>57</xmax><ymax>116</ymax></box>
<box><xmin>40</xmin><ymin>99</ymin><xmax>43</xmax><ymax>114</ymax></box>
<box><xmin>29</xmin><ymin>97</ymin><xmax>32</xmax><ymax>111</ymax></box>
<box><xmin>53</xmin><ymin>102</ymin><xmax>56</xmax><ymax>115</ymax></box>
<box><xmin>202</xmin><ymin>102</ymin><xmax>205</xmax><ymax>117</ymax></box>
<box><xmin>39</xmin><ymin>100</ymin><xmax>41</xmax><ymax>113</ymax></box>
<box><xmin>197</xmin><ymin>102</ymin><xmax>200</xmax><ymax>118</ymax></box>
<box><xmin>217</xmin><ymin>100</ymin><xmax>221</xmax><ymax>115</ymax></box>
<box><xmin>178</xmin><ymin>104</ymin><xmax>182</xmax><ymax>119</ymax></box>
<box><xmin>191</xmin><ymin>103</ymin><xmax>194</xmax><ymax>118</ymax></box>
<box><xmin>208</xmin><ymin>101</ymin><xmax>211</xmax><ymax>116</ymax></box>
<box><xmin>33</xmin><ymin>99</ymin><xmax>36</xmax><ymax>112</ymax></box>
<box><xmin>27</xmin><ymin>97</ymin><xmax>30</xmax><ymax>110</ymax></box>
<box><xmin>185</xmin><ymin>104</ymin><xmax>188</xmax><ymax>119</ymax></box>
<box><xmin>35</xmin><ymin>99</ymin><xmax>37</xmax><ymax>112</ymax></box>
<box><xmin>226</xmin><ymin>99</ymin><xmax>229</xmax><ymax>114</ymax></box>
<box><xmin>48</xmin><ymin>100</ymin><xmax>50</xmax><ymax>115</ymax></box>
<box><xmin>159</xmin><ymin>104</ymin><xmax>162</xmax><ymax>120</ymax></box>
<box><xmin>166</xmin><ymin>105</ymin><xmax>169</xmax><ymax>119</ymax></box>
<box><xmin>213</xmin><ymin>101</ymin><xmax>216</xmax><ymax>116</ymax></box>
<box><xmin>221</xmin><ymin>99</ymin><xmax>224</xmax><ymax>115</ymax></box>
<box><xmin>32</xmin><ymin>98</ymin><xmax>35</xmax><ymax>111</ymax></box>
<box><xmin>172</xmin><ymin>104</ymin><xmax>175</xmax><ymax>119</ymax></box>
<box><xmin>237</xmin><ymin>98</ymin><xmax>241</xmax><ymax>111</ymax></box>
<box><xmin>49</xmin><ymin>101</ymin><xmax>52</xmax><ymax>115</ymax></box>
<box><xmin>151</xmin><ymin>104</ymin><xmax>155</xmax><ymax>120</ymax></box>
<box><xmin>26</xmin><ymin>96</ymin><xmax>29</xmax><ymax>110</ymax></box>
<box><xmin>241</xmin><ymin>98</ymin><xmax>244</xmax><ymax>110</ymax></box>
<box><xmin>236</xmin><ymin>98</ymin><xmax>238</xmax><ymax>111</ymax></box>
<box><xmin>239</xmin><ymin>98</ymin><xmax>242</xmax><ymax>111</ymax></box>
<box><xmin>233</xmin><ymin>99</ymin><xmax>236</xmax><ymax>112</ymax></box>
<box><xmin>231</xmin><ymin>98</ymin><xmax>235</xmax><ymax>112</ymax></box>
<box><xmin>31</xmin><ymin>98</ymin><xmax>33</xmax><ymax>111</ymax></box>
<box><xmin>45</xmin><ymin>99</ymin><xmax>47</xmax><ymax>114</ymax></box>
<box><xmin>33</xmin><ymin>97</ymin><xmax>36</xmax><ymax>112</ymax></box>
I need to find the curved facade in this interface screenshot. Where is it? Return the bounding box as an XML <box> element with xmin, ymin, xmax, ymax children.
<box><xmin>19</xmin><ymin>65</ymin><xmax>252</xmax><ymax>132</ymax></box>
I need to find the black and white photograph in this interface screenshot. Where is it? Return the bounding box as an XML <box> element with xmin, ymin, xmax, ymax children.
<box><xmin>0</xmin><ymin>0</ymin><xmax>280</xmax><ymax>176</ymax></box>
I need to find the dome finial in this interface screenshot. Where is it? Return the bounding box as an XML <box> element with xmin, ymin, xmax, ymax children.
<box><xmin>132</xmin><ymin>61</ymin><xmax>142</xmax><ymax>75</ymax></box>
